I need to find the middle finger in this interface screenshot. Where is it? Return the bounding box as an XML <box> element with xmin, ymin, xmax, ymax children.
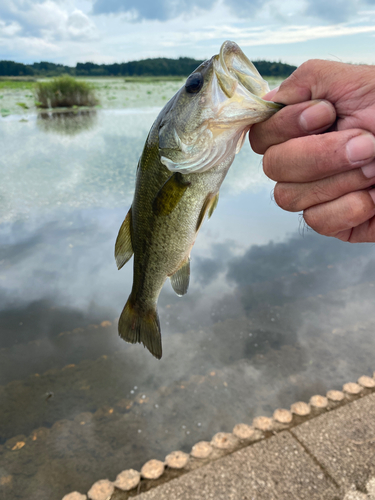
<box><xmin>263</xmin><ymin>129</ymin><xmax>375</xmax><ymax>183</ymax></box>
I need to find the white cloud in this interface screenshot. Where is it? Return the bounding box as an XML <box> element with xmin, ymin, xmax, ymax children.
<box><xmin>210</xmin><ymin>23</ymin><xmax>375</xmax><ymax>46</ymax></box>
<box><xmin>67</xmin><ymin>9</ymin><xmax>98</xmax><ymax>39</ymax></box>
<box><xmin>0</xmin><ymin>1</ymin><xmax>99</xmax><ymax>42</ymax></box>
<box><xmin>0</xmin><ymin>0</ymin><xmax>375</xmax><ymax>65</ymax></box>
<box><xmin>0</xmin><ymin>19</ymin><xmax>21</xmax><ymax>37</ymax></box>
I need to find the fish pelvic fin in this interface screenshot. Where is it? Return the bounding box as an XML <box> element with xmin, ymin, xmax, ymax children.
<box><xmin>115</xmin><ymin>207</ymin><xmax>133</xmax><ymax>270</ymax></box>
<box><xmin>196</xmin><ymin>192</ymin><xmax>219</xmax><ymax>232</ymax></box>
<box><xmin>170</xmin><ymin>256</ymin><xmax>190</xmax><ymax>296</ymax></box>
<box><xmin>118</xmin><ymin>295</ymin><xmax>162</xmax><ymax>360</ymax></box>
<box><xmin>208</xmin><ymin>192</ymin><xmax>219</xmax><ymax>219</ymax></box>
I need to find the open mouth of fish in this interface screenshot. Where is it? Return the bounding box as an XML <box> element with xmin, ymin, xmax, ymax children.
<box><xmin>213</xmin><ymin>40</ymin><xmax>270</xmax><ymax>101</ymax></box>
<box><xmin>159</xmin><ymin>40</ymin><xmax>282</xmax><ymax>174</ymax></box>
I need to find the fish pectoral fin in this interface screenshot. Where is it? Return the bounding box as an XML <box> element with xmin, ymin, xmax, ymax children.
<box><xmin>115</xmin><ymin>207</ymin><xmax>134</xmax><ymax>270</ymax></box>
<box><xmin>153</xmin><ymin>172</ymin><xmax>191</xmax><ymax>216</ymax></box>
<box><xmin>196</xmin><ymin>192</ymin><xmax>219</xmax><ymax>231</ymax></box>
<box><xmin>170</xmin><ymin>257</ymin><xmax>190</xmax><ymax>296</ymax></box>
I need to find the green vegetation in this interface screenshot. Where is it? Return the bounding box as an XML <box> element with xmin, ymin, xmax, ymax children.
<box><xmin>253</xmin><ymin>60</ymin><xmax>297</xmax><ymax>78</ymax></box>
<box><xmin>123</xmin><ymin>76</ymin><xmax>184</xmax><ymax>83</ymax></box>
<box><xmin>0</xmin><ymin>79</ymin><xmax>36</xmax><ymax>90</ymax></box>
<box><xmin>0</xmin><ymin>58</ymin><xmax>297</xmax><ymax>78</ymax></box>
<box><xmin>35</xmin><ymin>76</ymin><xmax>98</xmax><ymax>108</ymax></box>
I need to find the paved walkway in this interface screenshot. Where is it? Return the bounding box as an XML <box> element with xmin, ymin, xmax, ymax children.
<box><xmin>133</xmin><ymin>392</ymin><xmax>375</xmax><ymax>500</ymax></box>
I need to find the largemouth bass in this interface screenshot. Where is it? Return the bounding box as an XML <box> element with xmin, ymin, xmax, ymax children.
<box><xmin>115</xmin><ymin>40</ymin><xmax>282</xmax><ymax>359</ymax></box>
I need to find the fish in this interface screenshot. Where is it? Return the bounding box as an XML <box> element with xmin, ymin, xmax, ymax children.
<box><xmin>115</xmin><ymin>40</ymin><xmax>283</xmax><ymax>359</ymax></box>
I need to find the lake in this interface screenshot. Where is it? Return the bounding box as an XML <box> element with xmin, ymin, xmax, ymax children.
<box><xmin>1</xmin><ymin>80</ymin><xmax>375</xmax><ymax>500</ymax></box>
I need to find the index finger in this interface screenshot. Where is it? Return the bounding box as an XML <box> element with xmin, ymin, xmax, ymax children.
<box><xmin>250</xmin><ymin>99</ymin><xmax>336</xmax><ymax>154</ymax></box>
<box><xmin>270</xmin><ymin>59</ymin><xmax>375</xmax><ymax>107</ymax></box>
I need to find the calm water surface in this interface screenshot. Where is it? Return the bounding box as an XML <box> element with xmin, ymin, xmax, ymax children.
<box><xmin>1</xmin><ymin>108</ymin><xmax>375</xmax><ymax>499</ymax></box>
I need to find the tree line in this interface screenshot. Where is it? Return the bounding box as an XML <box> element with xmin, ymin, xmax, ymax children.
<box><xmin>0</xmin><ymin>58</ymin><xmax>297</xmax><ymax>78</ymax></box>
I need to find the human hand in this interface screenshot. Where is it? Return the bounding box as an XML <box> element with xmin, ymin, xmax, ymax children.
<box><xmin>250</xmin><ymin>60</ymin><xmax>375</xmax><ymax>242</ymax></box>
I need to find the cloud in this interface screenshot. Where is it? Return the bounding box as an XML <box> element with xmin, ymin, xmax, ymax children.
<box><xmin>66</xmin><ymin>10</ymin><xmax>98</xmax><ymax>40</ymax></box>
<box><xmin>1</xmin><ymin>0</ymin><xmax>375</xmax><ymax>65</ymax></box>
<box><xmin>91</xmin><ymin>0</ymin><xmax>375</xmax><ymax>24</ymax></box>
<box><xmin>304</xmin><ymin>0</ymin><xmax>356</xmax><ymax>23</ymax></box>
<box><xmin>0</xmin><ymin>1</ymin><xmax>98</xmax><ymax>43</ymax></box>
<box><xmin>224</xmin><ymin>231</ymin><xmax>374</xmax><ymax>315</ymax></box>
<box><xmin>0</xmin><ymin>19</ymin><xmax>21</xmax><ymax>37</ymax></box>
<box><xmin>172</xmin><ymin>22</ymin><xmax>375</xmax><ymax>47</ymax></box>
<box><xmin>222</xmin><ymin>0</ymin><xmax>264</xmax><ymax>18</ymax></box>
<box><xmin>92</xmin><ymin>0</ymin><xmax>265</xmax><ymax>21</ymax></box>
<box><xmin>92</xmin><ymin>0</ymin><xmax>216</xmax><ymax>21</ymax></box>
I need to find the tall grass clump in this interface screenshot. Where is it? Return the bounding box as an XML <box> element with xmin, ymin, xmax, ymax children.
<box><xmin>35</xmin><ymin>75</ymin><xmax>98</xmax><ymax>108</ymax></box>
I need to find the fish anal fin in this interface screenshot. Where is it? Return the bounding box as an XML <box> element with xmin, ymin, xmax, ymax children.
<box><xmin>196</xmin><ymin>192</ymin><xmax>219</xmax><ymax>231</ymax></box>
<box><xmin>170</xmin><ymin>257</ymin><xmax>190</xmax><ymax>296</ymax></box>
<box><xmin>118</xmin><ymin>295</ymin><xmax>162</xmax><ymax>360</ymax></box>
<box><xmin>115</xmin><ymin>207</ymin><xmax>133</xmax><ymax>270</ymax></box>
<box><xmin>153</xmin><ymin>172</ymin><xmax>191</xmax><ymax>216</ymax></box>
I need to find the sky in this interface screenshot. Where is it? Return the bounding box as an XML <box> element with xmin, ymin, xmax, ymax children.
<box><xmin>1</xmin><ymin>0</ymin><xmax>375</xmax><ymax>66</ymax></box>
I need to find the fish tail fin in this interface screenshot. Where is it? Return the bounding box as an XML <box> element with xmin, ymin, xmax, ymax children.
<box><xmin>118</xmin><ymin>294</ymin><xmax>162</xmax><ymax>360</ymax></box>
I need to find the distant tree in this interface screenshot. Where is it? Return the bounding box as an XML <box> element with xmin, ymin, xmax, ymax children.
<box><xmin>0</xmin><ymin>61</ymin><xmax>34</xmax><ymax>76</ymax></box>
<box><xmin>253</xmin><ymin>60</ymin><xmax>296</xmax><ymax>77</ymax></box>
<box><xmin>0</xmin><ymin>58</ymin><xmax>297</xmax><ymax>78</ymax></box>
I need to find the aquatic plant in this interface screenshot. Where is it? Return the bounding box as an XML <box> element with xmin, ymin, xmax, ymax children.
<box><xmin>35</xmin><ymin>76</ymin><xmax>98</xmax><ymax>108</ymax></box>
<box><xmin>16</xmin><ymin>102</ymin><xmax>29</xmax><ymax>109</ymax></box>
<box><xmin>37</xmin><ymin>110</ymin><xmax>97</xmax><ymax>135</ymax></box>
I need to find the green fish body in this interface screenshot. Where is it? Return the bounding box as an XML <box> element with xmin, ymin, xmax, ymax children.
<box><xmin>115</xmin><ymin>41</ymin><xmax>283</xmax><ymax>359</ymax></box>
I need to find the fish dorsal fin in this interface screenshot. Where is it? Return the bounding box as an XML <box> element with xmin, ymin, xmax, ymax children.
<box><xmin>115</xmin><ymin>207</ymin><xmax>133</xmax><ymax>270</ymax></box>
<box><xmin>153</xmin><ymin>172</ymin><xmax>191</xmax><ymax>216</ymax></box>
<box><xmin>170</xmin><ymin>257</ymin><xmax>190</xmax><ymax>296</ymax></box>
<box><xmin>196</xmin><ymin>192</ymin><xmax>219</xmax><ymax>231</ymax></box>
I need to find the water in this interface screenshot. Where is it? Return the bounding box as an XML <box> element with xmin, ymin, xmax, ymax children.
<box><xmin>1</xmin><ymin>107</ymin><xmax>375</xmax><ymax>500</ymax></box>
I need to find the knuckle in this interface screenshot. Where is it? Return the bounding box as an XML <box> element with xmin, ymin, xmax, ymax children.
<box><xmin>344</xmin><ymin>192</ymin><xmax>369</xmax><ymax>224</ymax></box>
<box><xmin>291</xmin><ymin>60</ymin><xmax>319</xmax><ymax>85</ymax></box>
<box><xmin>309</xmin><ymin>133</ymin><xmax>347</xmax><ymax>177</ymax></box>
<box><xmin>309</xmin><ymin>182</ymin><xmax>332</xmax><ymax>204</ymax></box>
<box><xmin>273</xmin><ymin>183</ymin><xmax>298</xmax><ymax>211</ymax></box>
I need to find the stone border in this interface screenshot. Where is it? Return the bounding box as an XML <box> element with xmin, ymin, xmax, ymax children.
<box><xmin>62</xmin><ymin>371</ymin><xmax>375</xmax><ymax>500</ymax></box>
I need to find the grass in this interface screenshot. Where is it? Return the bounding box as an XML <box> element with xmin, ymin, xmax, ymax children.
<box><xmin>35</xmin><ymin>76</ymin><xmax>98</xmax><ymax>109</ymax></box>
<box><xmin>123</xmin><ymin>76</ymin><xmax>184</xmax><ymax>83</ymax></box>
<box><xmin>0</xmin><ymin>80</ymin><xmax>36</xmax><ymax>90</ymax></box>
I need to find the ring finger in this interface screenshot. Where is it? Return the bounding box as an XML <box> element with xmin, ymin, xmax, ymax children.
<box><xmin>274</xmin><ymin>161</ymin><xmax>375</xmax><ymax>212</ymax></box>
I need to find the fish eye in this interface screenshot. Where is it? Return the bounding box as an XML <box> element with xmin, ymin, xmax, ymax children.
<box><xmin>185</xmin><ymin>72</ymin><xmax>204</xmax><ymax>93</ymax></box>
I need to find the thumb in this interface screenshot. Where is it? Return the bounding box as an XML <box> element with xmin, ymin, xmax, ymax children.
<box><xmin>271</xmin><ymin>59</ymin><xmax>350</xmax><ymax>105</ymax></box>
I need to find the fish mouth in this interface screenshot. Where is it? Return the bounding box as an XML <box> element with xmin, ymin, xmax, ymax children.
<box><xmin>214</xmin><ymin>40</ymin><xmax>270</xmax><ymax>100</ymax></box>
<box><xmin>159</xmin><ymin>41</ymin><xmax>283</xmax><ymax>175</ymax></box>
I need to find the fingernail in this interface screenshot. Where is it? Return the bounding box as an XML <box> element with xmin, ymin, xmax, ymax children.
<box><xmin>369</xmin><ymin>188</ymin><xmax>375</xmax><ymax>205</ymax></box>
<box><xmin>361</xmin><ymin>161</ymin><xmax>375</xmax><ymax>178</ymax></box>
<box><xmin>263</xmin><ymin>86</ymin><xmax>280</xmax><ymax>101</ymax></box>
<box><xmin>299</xmin><ymin>101</ymin><xmax>334</xmax><ymax>132</ymax></box>
<box><xmin>347</xmin><ymin>133</ymin><xmax>375</xmax><ymax>164</ymax></box>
